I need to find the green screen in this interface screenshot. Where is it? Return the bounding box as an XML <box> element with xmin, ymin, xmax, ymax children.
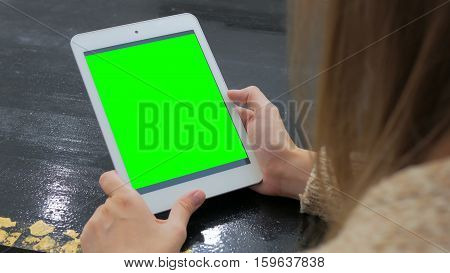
<box><xmin>85</xmin><ymin>31</ymin><xmax>248</xmax><ymax>191</ymax></box>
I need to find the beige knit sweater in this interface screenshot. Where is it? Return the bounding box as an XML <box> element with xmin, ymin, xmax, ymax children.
<box><xmin>299</xmin><ymin>156</ymin><xmax>450</xmax><ymax>252</ymax></box>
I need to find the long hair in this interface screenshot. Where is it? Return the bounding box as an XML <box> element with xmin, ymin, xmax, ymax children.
<box><xmin>289</xmin><ymin>0</ymin><xmax>450</xmax><ymax>227</ymax></box>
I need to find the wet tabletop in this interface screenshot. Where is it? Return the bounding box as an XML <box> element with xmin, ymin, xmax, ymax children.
<box><xmin>0</xmin><ymin>0</ymin><xmax>325</xmax><ymax>252</ymax></box>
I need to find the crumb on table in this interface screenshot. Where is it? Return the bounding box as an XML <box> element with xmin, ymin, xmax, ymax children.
<box><xmin>3</xmin><ymin>232</ymin><xmax>22</xmax><ymax>247</ymax></box>
<box><xmin>0</xmin><ymin>217</ymin><xmax>16</xmax><ymax>228</ymax></box>
<box><xmin>61</xmin><ymin>238</ymin><xmax>81</xmax><ymax>253</ymax></box>
<box><xmin>33</xmin><ymin>236</ymin><xmax>56</xmax><ymax>251</ymax></box>
<box><xmin>23</xmin><ymin>236</ymin><xmax>41</xmax><ymax>245</ymax></box>
<box><xmin>63</xmin><ymin>229</ymin><xmax>79</xmax><ymax>240</ymax></box>
<box><xmin>0</xmin><ymin>229</ymin><xmax>8</xmax><ymax>242</ymax></box>
<box><xmin>29</xmin><ymin>220</ymin><xmax>55</xmax><ymax>236</ymax></box>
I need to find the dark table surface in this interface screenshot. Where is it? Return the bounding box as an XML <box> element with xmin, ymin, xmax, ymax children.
<box><xmin>0</xmin><ymin>0</ymin><xmax>325</xmax><ymax>252</ymax></box>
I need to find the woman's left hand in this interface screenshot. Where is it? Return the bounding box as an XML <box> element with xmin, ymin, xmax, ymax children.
<box><xmin>80</xmin><ymin>171</ymin><xmax>206</xmax><ymax>252</ymax></box>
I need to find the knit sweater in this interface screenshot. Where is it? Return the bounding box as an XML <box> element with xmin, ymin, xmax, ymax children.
<box><xmin>299</xmin><ymin>156</ymin><xmax>450</xmax><ymax>252</ymax></box>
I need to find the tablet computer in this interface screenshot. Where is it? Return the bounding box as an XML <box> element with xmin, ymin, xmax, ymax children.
<box><xmin>71</xmin><ymin>13</ymin><xmax>262</xmax><ymax>213</ymax></box>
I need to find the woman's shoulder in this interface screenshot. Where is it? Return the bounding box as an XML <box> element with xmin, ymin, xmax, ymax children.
<box><xmin>313</xmin><ymin>157</ymin><xmax>450</xmax><ymax>252</ymax></box>
<box><xmin>366</xmin><ymin>156</ymin><xmax>450</xmax><ymax>206</ymax></box>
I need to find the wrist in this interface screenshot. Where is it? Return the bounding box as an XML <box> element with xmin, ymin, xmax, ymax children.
<box><xmin>272</xmin><ymin>147</ymin><xmax>315</xmax><ymax>200</ymax></box>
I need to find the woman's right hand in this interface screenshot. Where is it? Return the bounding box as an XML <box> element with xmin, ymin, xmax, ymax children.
<box><xmin>227</xmin><ymin>86</ymin><xmax>314</xmax><ymax>199</ymax></box>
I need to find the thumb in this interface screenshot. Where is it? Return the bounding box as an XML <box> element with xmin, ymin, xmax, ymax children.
<box><xmin>168</xmin><ymin>190</ymin><xmax>206</xmax><ymax>228</ymax></box>
<box><xmin>235</xmin><ymin>105</ymin><xmax>254</xmax><ymax>129</ymax></box>
<box><xmin>228</xmin><ymin>86</ymin><xmax>271</xmax><ymax>111</ymax></box>
<box><xmin>99</xmin><ymin>170</ymin><xmax>131</xmax><ymax>197</ymax></box>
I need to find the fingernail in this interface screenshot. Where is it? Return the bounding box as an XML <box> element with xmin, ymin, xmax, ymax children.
<box><xmin>191</xmin><ymin>190</ymin><xmax>205</xmax><ymax>207</ymax></box>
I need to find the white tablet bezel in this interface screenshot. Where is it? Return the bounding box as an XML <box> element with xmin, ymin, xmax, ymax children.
<box><xmin>71</xmin><ymin>13</ymin><xmax>262</xmax><ymax>213</ymax></box>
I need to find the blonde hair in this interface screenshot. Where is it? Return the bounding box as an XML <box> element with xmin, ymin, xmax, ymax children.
<box><xmin>289</xmin><ymin>0</ymin><xmax>450</xmax><ymax>225</ymax></box>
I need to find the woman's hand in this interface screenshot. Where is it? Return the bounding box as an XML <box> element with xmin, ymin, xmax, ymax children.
<box><xmin>228</xmin><ymin>86</ymin><xmax>314</xmax><ymax>199</ymax></box>
<box><xmin>80</xmin><ymin>171</ymin><xmax>205</xmax><ymax>252</ymax></box>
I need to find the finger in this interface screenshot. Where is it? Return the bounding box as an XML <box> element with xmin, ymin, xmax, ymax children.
<box><xmin>250</xmin><ymin>184</ymin><xmax>263</xmax><ymax>194</ymax></box>
<box><xmin>235</xmin><ymin>105</ymin><xmax>254</xmax><ymax>128</ymax></box>
<box><xmin>227</xmin><ymin>86</ymin><xmax>271</xmax><ymax>111</ymax></box>
<box><xmin>168</xmin><ymin>190</ymin><xmax>206</xmax><ymax>228</ymax></box>
<box><xmin>99</xmin><ymin>171</ymin><xmax>130</xmax><ymax>197</ymax></box>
